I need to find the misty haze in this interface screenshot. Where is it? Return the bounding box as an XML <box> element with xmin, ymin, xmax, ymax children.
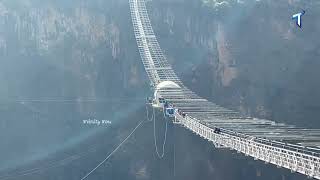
<box><xmin>1</xmin><ymin>0</ymin><xmax>320</xmax><ymax>180</ymax></box>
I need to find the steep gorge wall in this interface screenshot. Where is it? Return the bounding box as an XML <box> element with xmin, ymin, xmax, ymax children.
<box><xmin>0</xmin><ymin>0</ymin><xmax>148</xmax><ymax>170</ymax></box>
<box><xmin>0</xmin><ymin>0</ymin><xmax>147</xmax><ymax>101</ymax></box>
<box><xmin>1</xmin><ymin>0</ymin><xmax>320</xmax><ymax>174</ymax></box>
<box><xmin>149</xmin><ymin>0</ymin><xmax>320</xmax><ymax>128</ymax></box>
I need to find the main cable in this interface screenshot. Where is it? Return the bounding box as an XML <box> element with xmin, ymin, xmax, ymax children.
<box><xmin>80</xmin><ymin>120</ymin><xmax>144</xmax><ymax>180</ymax></box>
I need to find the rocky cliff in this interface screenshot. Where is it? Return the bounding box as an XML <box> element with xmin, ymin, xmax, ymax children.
<box><xmin>149</xmin><ymin>0</ymin><xmax>320</xmax><ymax>128</ymax></box>
<box><xmin>1</xmin><ymin>0</ymin><xmax>320</xmax><ymax>178</ymax></box>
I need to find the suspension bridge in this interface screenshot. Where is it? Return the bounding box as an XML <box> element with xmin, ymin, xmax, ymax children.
<box><xmin>1</xmin><ymin>1</ymin><xmax>320</xmax><ymax>179</ymax></box>
<box><xmin>129</xmin><ymin>0</ymin><xmax>320</xmax><ymax>179</ymax></box>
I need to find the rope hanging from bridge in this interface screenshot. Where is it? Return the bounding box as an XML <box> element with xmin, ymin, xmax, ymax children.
<box><xmin>146</xmin><ymin>104</ymin><xmax>154</xmax><ymax>122</ymax></box>
<box><xmin>173</xmin><ymin>123</ymin><xmax>176</xmax><ymax>177</ymax></box>
<box><xmin>0</xmin><ymin>119</ymin><xmax>145</xmax><ymax>180</ymax></box>
<box><xmin>79</xmin><ymin>120</ymin><xmax>145</xmax><ymax>180</ymax></box>
<box><xmin>152</xmin><ymin>106</ymin><xmax>168</xmax><ymax>159</ymax></box>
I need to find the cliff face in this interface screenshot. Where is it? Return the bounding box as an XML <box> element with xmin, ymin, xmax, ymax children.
<box><xmin>2</xmin><ymin>0</ymin><xmax>319</xmax><ymax>124</ymax></box>
<box><xmin>1</xmin><ymin>0</ymin><xmax>320</xmax><ymax>177</ymax></box>
<box><xmin>0</xmin><ymin>0</ymin><xmax>149</xmax><ymax>170</ymax></box>
<box><xmin>219</xmin><ymin>0</ymin><xmax>320</xmax><ymax>127</ymax></box>
<box><xmin>148</xmin><ymin>0</ymin><xmax>320</xmax><ymax>128</ymax></box>
<box><xmin>0</xmin><ymin>0</ymin><xmax>147</xmax><ymax>101</ymax></box>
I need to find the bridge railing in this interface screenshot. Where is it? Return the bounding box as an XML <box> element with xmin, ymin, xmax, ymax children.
<box><xmin>176</xmin><ymin>114</ymin><xmax>320</xmax><ymax>179</ymax></box>
<box><xmin>221</xmin><ymin>128</ymin><xmax>320</xmax><ymax>158</ymax></box>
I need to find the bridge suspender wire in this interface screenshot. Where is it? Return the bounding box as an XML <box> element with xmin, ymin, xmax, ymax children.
<box><xmin>80</xmin><ymin>120</ymin><xmax>144</xmax><ymax>180</ymax></box>
<box><xmin>153</xmin><ymin>106</ymin><xmax>168</xmax><ymax>159</ymax></box>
